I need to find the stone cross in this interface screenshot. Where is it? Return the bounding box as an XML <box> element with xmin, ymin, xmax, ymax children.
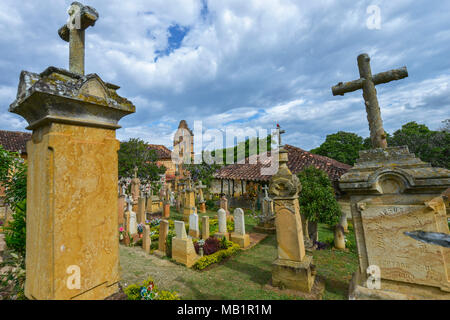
<box><xmin>262</xmin><ymin>184</ymin><xmax>270</xmax><ymax>199</ymax></box>
<box><xmin>332</xmin><ymin>53</ymin><xmax>408</xmax><ymax>148</ymax></box>
<box><xmin>276</xmin><ymin>124</ymin><xmax>285</xmax><ymax>147</ymax></box>
<box><xmin>133</xmin><ymin>166</ymin><xmax>138</xmax><ymax>179</ymax></box>
<box><xmin>125</xmin><ymin>195</ymin><xmax>133</xmax><ymax>212</ymax></box>
<box><xmin>58</xmin><ymin>2</ymin><xmax>99</xmax><ymax>75</ymax></box>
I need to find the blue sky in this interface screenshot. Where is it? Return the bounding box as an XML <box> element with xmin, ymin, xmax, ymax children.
<box><xmin>0</xmin><ymin>0</ymin><xmax>449</xmax><ymax>151</ymax></box>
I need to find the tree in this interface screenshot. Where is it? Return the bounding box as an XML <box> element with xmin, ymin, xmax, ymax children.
<box><xmin>118</xmin><ymin>138</ymin><xmax>166</xmax><ymax>182</ymax></box>
<box><xmin>387</xmin><ymin>122</ymin><xmax>449</xmax><ymax>169</ymax></box>
<box><xmin>310</xmin><ymin>131</ymin><xmax>364</xmax><ymax>166</ymax></box>
<box><xmin>184</xmin><ymin>155</ymin><xmax>222</xmax><ymax>188</ymax></box>
<box><xmin>297</xmin><ymin>166</ymin><xmax>341</xmax><ymax>244</ymax></box>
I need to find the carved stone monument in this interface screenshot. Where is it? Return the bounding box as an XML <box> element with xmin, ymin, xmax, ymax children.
<box><xmin>335</xmin><ymin>54</ymin><xmax>450</xmax><ymax>299</ymax></box>
<box><xmin>9</xmin><ymin>2</ymin><xmax>135</xmax><ymax>299</ymax></box>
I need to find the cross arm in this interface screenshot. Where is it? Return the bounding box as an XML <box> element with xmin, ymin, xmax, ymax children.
<box><xmin>331</xmin><ymin>66</ymin><xmax>408</xmax><ymax>96</ymax></box>
<box><xmin>58</xmin><ymin>2</ymin><xmax>99</xmax><ymax>42</ymax></box>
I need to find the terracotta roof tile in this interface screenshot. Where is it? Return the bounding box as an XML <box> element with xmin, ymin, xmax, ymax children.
<box><xmin>214</xmin><ymin>144</ymin><xmax>351</xmax><ymax>182</ymax></box>
<box><xmin>0</xmin><ymin>130</ymin><xmax>31</xmax><ymax>154</ymax></box>
<box><xmin>148</xmin><ymin>144</ymin><xmax>172</xmax><ymax>159</ymax></box>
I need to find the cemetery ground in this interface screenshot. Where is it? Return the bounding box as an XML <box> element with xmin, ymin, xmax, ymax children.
<box><xmin>119</xmin><ymin>208</ymin><xmax>358</xmax><ymax>300</ymax></box>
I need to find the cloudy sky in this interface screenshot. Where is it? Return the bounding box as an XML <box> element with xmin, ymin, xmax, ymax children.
<box><xmin>0</xmin><ymin>0</ymin><xmax>449</xmax><ymax>152</ymax></box>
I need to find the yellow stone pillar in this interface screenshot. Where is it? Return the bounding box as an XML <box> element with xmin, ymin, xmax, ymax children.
<box><xmin>10</xmin><ymin>65</ymin><xmax>135</xmax><ymax>300</ymax></box>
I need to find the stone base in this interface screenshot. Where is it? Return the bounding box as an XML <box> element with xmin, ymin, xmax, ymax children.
<box><xmin>153</xmin><ymin>250</ymin><xmax>166</xmax><ymax>258</ymax></box>
<box><xmin>253</xmin><ymin>224</ymin><xmax>276</xmax><ymax>234</ymax></box>
<box><xmin>271</xmin><ymin>256</ymin><xmax>316</xmax><ymax>293</ymax></box>
<box><xmin>230</xmin><ymin>233</ymin><xmax>250</xmax><ymax>248</ymax></box>
<box><xmin>172</xmin><ymin>237</ymin><xmax>199</xmax><ymax>267</ymax></box>
<box><xmin>214</xmin><ymin>232</ymin><xmax>230</xmax><ymax>241</ymax></box>
<box><xmin>189</xmin><ymin>230</ymin><xmax>200</xmax><ymax>238</ymax></box>
<box><xmin>265</xmin><ymin>275</ymin><xmax>325</xmax><ymax>300</ymax></box>
<box><xmin>199</xmin><ymin>202</ymin><xmax>206</xmax><ymax>213</ymax></box>
<box><xmin>349</xmin><ymin>268</ymin><xmax>450</xmax><ymax>300</ymax></box>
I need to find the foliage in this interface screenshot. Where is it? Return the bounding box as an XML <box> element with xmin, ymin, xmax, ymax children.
<box><xmin>165</xmin><ymin>231</ymin><xmax>176</xmax><ymax>258</ymax></box>
<box><xmin>386</xmin><ymin>121</ymin><xmax>449</xmax><ymax>169</ymax></box>
<box><xmin>124</xmin><ymin>277</ymin><xmax>180</xmax><ymax>300</ymax></box>
<box><xmin>184</xmin><ymin>160</ymin><xmax>222</xmax><ymax>188</ymax></box>
<box><xmin>310</xmin><ymin>131</ymin><xmax>365</xmax><ymax>166</ymax></box>
<box><xmin>118</xmin><ymin>138</ymin><xmax>167</xmax><ymax>182</ymax></box>
<box><xmin>0</xmin><ymin>252</ymin><xmax>27</xmax><ymax>300</ymax></box>
<box><xmin>4</xmin><ymin>199</ymin><xmax>27</xmax><ymax>256</ymax></box>
<box><xmin>192</xmin><ymin>242</ymin><xmax>241</xmax><ymax>270</ymax></box>
<box><xmin>195</xmin><ymin>237</ymin><xmax>220</xmax><ymax>255</ymax></box>
<box><xmin>297</xmin><ymin>166</ymin><xmax>341</xmax><ymax>226</ymax></box>
<box><xmin>0</xmin><ymin>145</ymin><xmax>27</xmax><ymax>210</ymax></box>
<box><xmin>205</xmin><ymin>199</ymin><xmax>218</xmax><ymax>211</ymax></box>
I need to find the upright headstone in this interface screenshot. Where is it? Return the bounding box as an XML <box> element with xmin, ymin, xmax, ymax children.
<box><xmin>269</xmin><ymin>142</ymin><xmax>316</xmax><ymax>293</ymax></box>
<box><xmin>172</xmin><ymin>221</ymin><xmax>198</xmax><ymax>267</ymax></box>
<box><xmin>125</xmin><ymin>196</ymin><xmax>137</xmax><ymax>236</ymax></box>
<box><xmin>118</xmin><ymin>194</ymin><xmax>125</xmax><ymax>226</ymax></box>
<box><xmin>154</xmin><ymin>219</ymin><xmax>169</xmax><ymax>257</ymax></box>
<box><xmin>9</xmin><ymin>2</ymin><xmax>135</xmax><ymax>299</ymax></box>
<box><xmin>183</xmin><ymin>180</ymin><xmax>196</xmax><ymax>222</ymax></box>
<box><xmin>334</xmin><ymin>225</ymin><xmax>346</xmax><ymax>250</ymax></box>
<box><xmin>142</xmin><ymin>225</ymin><xmax>151</xmax><ymax>254</ymax></box>
<box><xmin>137</xmin><ymin>196</ymin><xmax>146</xmax><ymax>225</ymax></box>
<box><xmin>201</xmin><ymin>216</ymin><xmax>210</xmax><ymax>240</ymax></box>
<box><xmin>189</xmin><ymin>209</ymin><xmax>200</xmax><ymax>238</ymax></box>
<box><xmin>231</xmin><ymin>208</ymin><xmax>250</xmax><ymax>248</ymax></box>
<box><xmin>214</xmin><ymin>208</ymin><xmax>229</xmax><ymax>240</ymax></box>
<box><xmin>334</xmin><ymin>54</ymin><xmax>450</xmax><ymax>300</ymax></box>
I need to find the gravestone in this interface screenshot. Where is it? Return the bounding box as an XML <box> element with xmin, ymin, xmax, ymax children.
<box><xmin>118</xmin><ymin>194</ymin><xmax>125</xmax><ymax>226</ymax></box>
<box><xmin>231</xmin><ymin>208</ymin><xmax>250</xmax><ymax>248</ymax></box>
<box><xmin>202</xmin><ymin>216</ymin><xmax>210</xmax><ymax>240</ymax></box>
<box><xmin>9</xmin><ymin>2</ymin><xmax>135</xmax><ymax>299</ymax></box>
<box><xmin>214</xmin><ymin>208</ymin><xmax>229</xmax><ymax>240</ymax></box>
<box><xmin>334</xmin><ymin>225</ymin><xmax>346</xmax><ymax>250</ymax></box>
<box><xmin>183</xmin><ymin>180</ymin><xmax>196</xmax><ymax>222</ymax></box>
<box><xmin>254</xmin><ymin>184</ymin><xmax>276</xmax><ymax>234</ymax></box>
<box><xmin>172</xmin><ymin>221</ymin><xmax>198</xmax><ymax>267</ymax></box>
<box><xmin>268</xmin><ymin>140</ymin><xmax>317</xmax><ymax>294</ymax></box>
<box><xmin>125</xmin><ymin>196</ymin><xmax>137</xmax><ymax>235</ymax></box>
<box><xmin>142</xmin><ymin>225</ymin><xmax>151</xmax><ymax>254</ymax></box>
<box><xmin>131</xmin><ymin>167</ymin><xmax>140</xmax><ymax>204</ymax></box>
<box><xmin>137</xmin><ymin>196</ymin><xmax>146</xmax><ymax>225</ymax></box>
<box><xmin>197</xmin><ymin>181</ymin><xmax>207</xmax><ymax>213</ymax></box>
<box><xmin>335</xmin><ymin>54</ymin><xmax>450</xmax><ymax>299</ymax></box>
<box><xmin>189</xmin><ymin>209</ymin><xmax>200</xmax><ymax>238</ymax></box>
<box><xmin>154</xmin><ymin>219</ymin><xmax>169</xmax><ymax>257</ymax></box>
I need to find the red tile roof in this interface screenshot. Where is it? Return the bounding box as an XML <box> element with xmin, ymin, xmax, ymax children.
<box><xmin>148</xmin><ymin>144</ymin><xmax>172</xmax><ymax>160</ymax></box>
<box><xmin>0</xmin><ymin>130</ymin><xmax>31</xmax><ymax>154</ymax></box>
<box><xmin>214</xmin><ymin>144</ymin><xmax>351</xmax><ymax>182</ymax></box>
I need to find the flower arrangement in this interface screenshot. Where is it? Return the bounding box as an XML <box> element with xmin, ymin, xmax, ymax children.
<box><xmin>119</xmin><ymin>227</ymin><xmax>125</xmax><ymax>240</ymax></box>
<box><xmin>137</xmin><ymin>223</ymin><xmax>144</xmax><ymax>234</ymax></box>
<box><xmin>124</xmin><ymin>277</ymin><xmax>180</xmax><ymax>300</ymax></box>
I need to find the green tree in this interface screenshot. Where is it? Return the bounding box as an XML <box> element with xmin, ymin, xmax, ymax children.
<box><xmin>310</xmin><ymin>131</ymin><xmax>364</xmax><ymax>166</ymax></box>
<box><xmin>297</xmin><ymin>166</ymin><xmax>341</xmax><ymax>243</ymax></box>
<box><xmin>184</xmin><ymin>155</ymin><xmax>222</xmax><ymax>188</ymax></box>
<box><xmin>118</xmin><ymin>138</ymin><xmax>167</xmax><ymax>182</ymax></box>
<box><xmin>387</xmin><ymin>122</ymin><xmax>449</xmax><ymax>169</ymax></box>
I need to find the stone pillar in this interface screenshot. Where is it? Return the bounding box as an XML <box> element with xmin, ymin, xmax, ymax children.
<box><xmin>334</xmin><ymin>225</ymin><xmax>346</xmax><ymax>250</ymax></box>
<box><xmin>10</xmin><ymin>66</ymin><xmax>135</xmax><ymax>299</ymax></box>
<box><xmin>201</xmin><ymin>216</ymin><xmax>210</xmax><ymax>240</ymax></box>
<box><xmin>118</xmin><ymin>195</ymin><xmax>125</xmax><ymax>227</ymax></box>
<box><xmin>137</xmin><ymin>196</ymin><xmax>146</xmax><ymax>225</ymax></box>
<box><xmin>154</xmin><ymin>219</ymin><xmax>169</xmax><ymax>257</ymax></box>
<box><xmin>339</xmin><ymin>212</ymin><xmax>348</xmax><ymax>233</ymax></box>
<box><xmin>142</xmin><ymin>225</ymin><xmax>151</xmax><ymax>254</ymax></box>
<box><xmin>183</xmin><ymin>189</ymin><xmax>196</xmax><ymax>222</ymax></box>
<box><xmin>269</xmin><ymin>148</ymin><xmax>316</xmax><ymax>293</ymax></box>
<box><xmin>163</xmin><ymin>202</ymin><xmax>170</xmax><ymax>219</ymax></box>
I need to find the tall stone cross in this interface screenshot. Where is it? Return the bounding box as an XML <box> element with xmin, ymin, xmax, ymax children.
<box><xmin>276</xmin><ymin>124</ymin><xmax>285</xmax><ymax>147</ymax></box>
<box><xmin>332</xmin><ymin>53</ymin><xmax>408</xmax><ymax>148</ymax></box>
<box><xmin>58</xmin><ymin>2</ymin><xmax>99</xmax><ymax>75</ymax></box>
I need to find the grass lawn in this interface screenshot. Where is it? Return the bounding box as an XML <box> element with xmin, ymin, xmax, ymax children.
<box><xmin>119</xmin><ymin>208</ymin><xmax>358</xmax><ymax>300</ymax></box>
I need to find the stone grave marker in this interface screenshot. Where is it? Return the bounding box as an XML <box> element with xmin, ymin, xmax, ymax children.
<box><xmin>172</xmin><ymin>221</ymin><xmax>198</xmax><ymax>267</ymax></box>
<box><xmin>230</xmin><ymin>208</ymin><xmax>250</xmax><ymax>248</ymax></box>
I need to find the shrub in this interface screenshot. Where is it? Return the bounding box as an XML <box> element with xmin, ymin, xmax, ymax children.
<box><xmin>202</xmin><ymin>237</ymin><xmax>220</xmax><ymax>255</ymax></box>
<box><xmin>4</xmin><ymin>199</ymin><xmax>27</xmax><ymax>256</ymax></box>
<box><xmin>193</xmin><ymin>242</ymin><xmax>241</xmax><ymax>270</ymax></box>
<box><xmin>165</xmin><ymin>230</ymin><xmax>176</xmax><ymax>258</ymax></box>
<box><xmin>124</xmin><ymin>276</ymin><xmax>180</xmax><ymax>300</ymax></box>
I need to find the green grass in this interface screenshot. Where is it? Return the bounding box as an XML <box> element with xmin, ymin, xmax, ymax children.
<box><xmin>120</xmin><ymin>209</ymin><xmax>358</xmax><ymax>300</ymax></box>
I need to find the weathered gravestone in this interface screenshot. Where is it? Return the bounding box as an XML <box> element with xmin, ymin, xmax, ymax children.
<box><xmin>197</xmin><ymin>181</ymin><xmax>207</xmax><ymax>213</ymax></box>
<box><xmin>125</xmin><ymin>196</ymin><xmax>137</xmax><ymax>236</ymax></box>
<box><xmin>220</xmin><ymin>195</ymin><xmax>230</xmax><ymax>215</ymax></box>
<box><xmin>9</xmin><ymin>2</ymin><xmax>135</xmax><ymax>299</ymax></box>
<box><xmin>230</xmin><ymin>208</ymin><xmax>250</xmax><ymax>248</ymax></box>
<box><xmin>268</xmin><ymin>138</ymin><xmax>318</xmax><ymax>294</ymax></box>
<box><xmin>183</xmin><ymin>180</ymin><xmax>196</xmax><ymax>222</ymax></box>
<box><xmin>172</xmin><ymin>221</ymin><xmax>198</xmax><ymax>267</ymax></box>
<box><xmin>214</xmin><ymin>208</ymin><xmax>230</xmax><ymax>240</ymax></box>
<box><xmin>142</xmin><ymin>225</ymin><xmax>151</xmax><ymax>254</ymax></box>
<box><xmin>137</xmin><ymin>194</ymin><xmax>146</xmax><ymax>225</ymax></box>
<box><xmin>254</xmin><ymin>184</ymin><xmax>276</xmax><ymax>234</ymax></box>
<box><xmin>335</xmin><ymin>54</ymin><xmax>450</xmax><ymax>300</ymax></box>
<box><xmin>202</xmin><ymin>216</ymin><xmax>210</xmax><ymax>240</ymax></box>
<box><xmin>189</xmin><ymin>209</ymin><xmax>200</xmax><ymax>238</ymax></box>
<box><xmin>154</xmin><ymin>219</ymin><xmax>169</xmax><ymax>257</ymax></box>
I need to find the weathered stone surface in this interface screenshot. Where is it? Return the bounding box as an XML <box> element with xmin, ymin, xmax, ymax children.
<box><xmin>334</xmin><ymin>225</ymin><xmax>346</xmax><ymax>250</ymax></box>
<box><xmin>183</xmin><ymin>188</ymin><xmax>195</xmax><ymax>222</ymax></box>
<box><xmin>142</xmin><ymin>225</ymin><xmax>151</xmax><ymax>254</ymax></box>
<box><xmin>189</xmin><ymin>213</ymin><xmax>199</xmax><ymax>238</ymax></box>
<box><xmin>340</xmin><ymin>146</ymin><xmax>450</xmax><ymax>300</ymax></box>
<box><xmin>175</xmin><ymin>220</ymin><xmax>187</xmax><ymax>239</ymax></box>
<box><xmin>172</xmin><ymin>238</ymin><xmax>198</xmax><ymax>268</ymax></box>
<box><xmin>201</xmin><ymin>216</ymin><xmax>210</xmax><ymax>240</ymax></box>
<box><xmin>154</xmin><ymin>219</ymin><xmax>169</xmax><ymax>257</ymax></box>
<box><xmin>137</xmin><ymin>197</ymin><xmax>145</xmax><ymax>225</ymax></box>
<box><xmin>272</xmin><ymin>256</ymin><xmax>316</xmax><ymax>293</ymax></box>
<box><xmin>117</xmin><ymin>195</ymin><xmax>125</xmax><ymax>226</ymax></box>
<box><xmin>214</xmin><ymin>208</ymin><xmax>229</xmax><ymax>240</ymax></box>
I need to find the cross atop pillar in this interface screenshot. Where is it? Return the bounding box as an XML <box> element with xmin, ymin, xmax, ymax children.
<box><xmin>332</xmin><ymin>53</ymin><xmax>408</xmax><ymax>149</ymax></box>
<box><xmin>262</xmin><ymin>184</ymin><xmax>270</xmax><ymax>198</ymax></box>
<box><xmin>276</xmin><ymin>123</ymin><xmax>285</xmax><ymax>147</ymax></box>
<box><xmin>58</xmin><ymin>2</ymin><xmax>99</xmax><ymax>75</ymax></box>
